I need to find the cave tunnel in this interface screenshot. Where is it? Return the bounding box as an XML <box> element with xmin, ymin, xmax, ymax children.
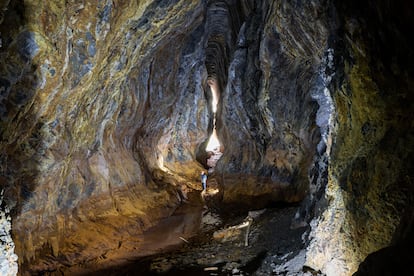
<box><xmin>0</xmin><ymin>0</ymin><xmax>413</xmax><ymax>275</ymax></box>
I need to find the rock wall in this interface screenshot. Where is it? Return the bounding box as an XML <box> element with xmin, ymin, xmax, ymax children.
<box><xmin>0</xmin><ymin>0</ymin><xmax>210</xmax><ymax>273</ymax></box>
<box><xmin>215</xmin><ymin>0</ymin><xmax>329</xmax><ymax>207</ymax></box>
<box><xmin>301</xmin><ymin>0</ymin><xmax>414</xmax><ymax>275</ymax></box>
<box><xmin>207</xmin><ymin>0</ymin><xmax>414</xmax><ymax>274</ymax></box>
<box><xmin>0</xmin><ymin>0</ymin><xmax>413</xmax><ymax>275</ymax></box>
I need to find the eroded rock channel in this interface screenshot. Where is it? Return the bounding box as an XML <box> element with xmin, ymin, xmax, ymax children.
<box><xmin>0</xmin><ymin>0</ymin><xmax>413</xmax><ymax>275</ymax></box>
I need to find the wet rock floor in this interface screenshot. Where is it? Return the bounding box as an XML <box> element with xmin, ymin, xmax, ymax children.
<box><xmin>89</xmin><ymin>200</ymin><xmax>308</xmax><ymax>276</ymax></box>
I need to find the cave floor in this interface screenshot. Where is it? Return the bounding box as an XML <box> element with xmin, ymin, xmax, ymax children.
<box><xmin>88</xmin><ymin>197</ymin><xmax>307</xmax><ymax>276</ymax></box>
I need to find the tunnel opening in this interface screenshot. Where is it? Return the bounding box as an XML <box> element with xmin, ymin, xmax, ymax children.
<box><xmin>205</xmin><ymin>78</ymin><xmax>223</xmax><ymax>173</ymax></box>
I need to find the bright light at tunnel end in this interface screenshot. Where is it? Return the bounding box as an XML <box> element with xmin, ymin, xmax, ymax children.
<box><xmin>206</xmin><ymin>129</ymin><xmax>221</xmax><ymax>152</ymax></box>
<box><xmin>205</xmin><ymin>79</ymin><xmax>221</xmax><ymax>153</ymax></box>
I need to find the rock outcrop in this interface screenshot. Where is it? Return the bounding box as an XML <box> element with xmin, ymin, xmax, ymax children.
<box><xmin>0</xmin><ymin>0</ymin><xmax>412</xmax><ymax>275</ymax></box>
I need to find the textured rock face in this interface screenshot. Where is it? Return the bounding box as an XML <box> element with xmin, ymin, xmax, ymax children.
<box><xmin>301</xmin><ymin>1</ymin><xmax>414</xmax><ymax>275</ymax></box>
<box><xmin>0</xmin><ymin>0</ymin><xmax>413</xmax><ymax>275</ymax></box>
<box><xmin>1</xmin><ymin>0</ymin><xmax>209</xmax><ymax>273</ymax></box>
<box><xmin>215</xmin><ymin>0</ymin><xmax>328</xmax><ymax>207</ymax></box>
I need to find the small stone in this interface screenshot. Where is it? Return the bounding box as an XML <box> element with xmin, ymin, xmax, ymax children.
<box><xmin>232</xmin><ymin>267</ymin><xmax>240</xmax><ymax>274</ymax></box>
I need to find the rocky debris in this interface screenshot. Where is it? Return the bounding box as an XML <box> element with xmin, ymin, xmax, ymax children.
<box><xmin>267</xmin><ymin>250</ymin><xmax>324</xmax><ymax>276</ymax></box>
<box><xmin>213</xmin><ymin>222</ymin><xmax>244</xmax><ymax>242</ymax></box>
<box><xmin>201</xmin><ymin>211</ymin><xmax>222</xmax><ymax>231</ymax></box>
<box><xmin>212</xmin><ymin>209</ymin><xmax>267</xmax><ymax>245</ymax></box>
<box><xmin>98</xmin><ymin>206</ymin><xmax>307</xmax><ymax>276</ymax></box>
<box><xmin>213</xmin><ymin>217</ymin><xmax>251</xmax><ymax>244</ymax></box>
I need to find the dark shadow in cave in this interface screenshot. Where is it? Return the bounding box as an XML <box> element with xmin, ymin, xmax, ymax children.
<box><xmin>0</xmin><ymin>2</ymin><xmax>45</xmax><ymax>273</ymax></box>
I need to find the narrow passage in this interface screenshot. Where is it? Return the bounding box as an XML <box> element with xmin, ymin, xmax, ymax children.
<box><xmin>205</xmin><ymin>78</ymin><xmax>223</xmax><ymax>173</ymax></box>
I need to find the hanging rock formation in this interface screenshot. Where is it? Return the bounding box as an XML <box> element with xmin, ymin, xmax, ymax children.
<box><xmin>0</xmin><ymin>0</ymin><xmax>413</xmax><ymax>275</ymax></box>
